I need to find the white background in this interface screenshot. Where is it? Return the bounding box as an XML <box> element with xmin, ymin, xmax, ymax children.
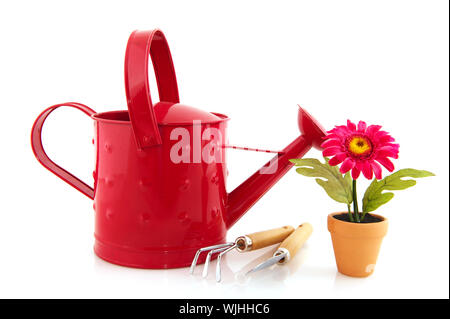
<box><xmin>0</xmin><ymin>0</ymin><xmax>448</xmax><ymax>299</ymax></box>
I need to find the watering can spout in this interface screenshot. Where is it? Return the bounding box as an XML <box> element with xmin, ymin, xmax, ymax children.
<box><xmin>226</xmin><ymin>106</ymin><xmax>327</xmax><ymax>229</ymax></box>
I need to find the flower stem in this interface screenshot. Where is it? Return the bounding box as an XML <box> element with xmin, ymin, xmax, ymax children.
<box><xmin>347</xmin><ymin>204</ymin><xmax>354</xmax><ymax>222</ymax></box>
<box><xmin>352</xmin><ymin>179</ymin><xmax>360</xmax><ymax>222</ymax></box>
<box><xmin>361</xmin><ymin>210</ymin><xmax>367</xmax><ymax>222</ymax></box>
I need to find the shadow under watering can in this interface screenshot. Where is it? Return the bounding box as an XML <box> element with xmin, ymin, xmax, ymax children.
<box><xmin>30</xmin><ymin>29</ymin><xmax>326</xmax><ymax>269</ymax></box>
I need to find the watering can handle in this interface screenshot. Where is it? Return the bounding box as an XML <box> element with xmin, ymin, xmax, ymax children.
<box><xmin>30</xmin><ymin>102</ymin><xmax>96</xmax><ymax>199</ymax></box>
<box><xmin>124</xmin><ymin>29</ymin><xmax>180</xmax><ymax>149</ymax></box>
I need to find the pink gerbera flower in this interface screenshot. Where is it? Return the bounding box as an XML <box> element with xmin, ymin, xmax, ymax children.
<box><xmin>321</xmin><ymin>120</ymin><xmax>399</xmax><ymax>180</ymax></box>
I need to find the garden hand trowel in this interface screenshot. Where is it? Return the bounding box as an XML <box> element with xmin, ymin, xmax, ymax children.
<box><xmin>247</xmin><ymin>223</ymin><xmax>313</xmax><ymax>274</ymax></box>
<box><xmin>190</xmin><ymin>225</ymin><xmax>296</xmax><ymax>282</ymax></box>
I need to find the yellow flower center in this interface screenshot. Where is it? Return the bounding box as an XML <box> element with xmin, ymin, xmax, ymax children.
<box><xmin>347</xmin><ymin>135</ymin><xmax>372</xmax><ymax>156</ymax></box>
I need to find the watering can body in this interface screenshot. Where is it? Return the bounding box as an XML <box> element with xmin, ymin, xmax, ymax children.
<box><xmin>93</xmin><ymin>106</ymin><xmax>230</xmax><ymax>268</ymax></box>
<box><xmin>31</xmin><ymin>30</ymin><xmax>326</xmax><ymax>268</ymax></box>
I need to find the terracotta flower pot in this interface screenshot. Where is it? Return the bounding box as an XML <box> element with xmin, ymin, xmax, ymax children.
<box><xmin>327</xmin><ymin>212</ymin><xmax>388</xmax><ymax>277</ymax></box>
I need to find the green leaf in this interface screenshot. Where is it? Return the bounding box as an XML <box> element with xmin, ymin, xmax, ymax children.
<box><xmin>290</xmin><ymin>158</ymin><xmax>353</xmax><ymax>204</ymax></box>
<box><xmin>362</xmin><ymin>168</ymin><xmax>435</xmax><ymax>213</ymax></box>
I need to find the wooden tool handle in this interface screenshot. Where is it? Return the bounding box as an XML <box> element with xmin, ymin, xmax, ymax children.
<box><xmin>277</xmin><ymin>223</ymin><xmax>313</xmax><ymax>263</ymax></box>
<box><xmin>236</xmin><ymin>226</ymin><xmax>295</xmax><ymax>252</ymax></box>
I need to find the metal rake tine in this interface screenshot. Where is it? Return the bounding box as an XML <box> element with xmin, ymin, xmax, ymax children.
<box><xmin>202</xmin><ymin>246</ymin><xmax>230</xmax><ymax>278</ymax></box>
<box><xmin>216</xmin><ymin>243</ymin><xmax>237</xmax><ymax>282</ymax></box>
<box><xmin>189</xmin><ymin>243</ymin><xmax>233</xmax><ymax>275</ymax></box>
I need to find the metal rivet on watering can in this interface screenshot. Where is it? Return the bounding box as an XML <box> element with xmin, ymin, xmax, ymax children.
<box><xmin>141</xmin><ymin>213</ymin><xmax>151</xmax><ymax>224</ymax></box>
<box><xmin>138</xmin><ymin>179</ymin><xmax>151</xmax><ymax>191</ymax></box>
<box><xmin>211</xmin><ymin>174</ymin><xmax>219</xmax><ymax>185</ymax></box>
<box><xmin>104</xmin><ymin>177</ymin><xmax>114</xmax><ymax>187</ymax></box>
<box><xmin>178</xmin><ymin>211</ymin><xmax>191</xmax><ymax>226</ymax></box>
<box><xmin>106</xmin><ymin>209</ymin><xmax>114</xmax><ymax>220</ymax></box>
<box><xmin>179</xmin><ymin>179</ymin><xmax>191</xmax><ymax>192</ymax></box>
<box><xmin>211</xmin><ymin>207</ymin><xmax>220</xmax><ymax>219</ymax></box>
<box><xmin>142</xmin><ymin>135</ymin><xmax>155</xmax><ymax>146</ymax></box>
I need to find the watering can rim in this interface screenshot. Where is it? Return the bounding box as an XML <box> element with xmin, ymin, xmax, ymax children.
<box><xmin>91</xmin><ymin>109</ymin><xmax>230</xmax><ymax>126</ymax></box>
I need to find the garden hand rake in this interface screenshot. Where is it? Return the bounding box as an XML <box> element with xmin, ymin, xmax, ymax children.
<box><xmin>190</xmin><ymin>226</ymin><xmax>295</xmax><ymax>282</ymax></box>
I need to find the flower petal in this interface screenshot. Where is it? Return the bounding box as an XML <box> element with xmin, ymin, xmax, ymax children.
<box><xmin>355</xmin><ymin>161</ymin><xmax>365</xmax><ymax>171</ymax></box>
<box><xmin>374</xmin><ymin>130</ymin><xmax>395</xmax><ymax>143</ymax></box>
<box><xmin>376</xmin><ymin>157</ymin><xmax>395</xmax><ymax>172</ymax></box>
<box><xmin>376</xmin><ymin>146</ymin><xmax>399</xmax><ymax>159</ymax></box>
<box><xmin>373</xmin><ymin>130</ymin><xmax>388</xmax><ymax>139</ymax></box>
<box><xmin>351</xmin><ymin>167</ymin><xmax>361</xmax><ymax>179</ymax></box>
<box><xmin>371</xmin><ymin>161</ymin><xmax>383</xmax><ymax>179</ymax></box>
<box><xmin>383</xmin><ymin>143</ymin><xmax>400</xmax><ymax>151</ymax></box>
<box><xmin>323</xmin><ymin>146</ymin><xmax>342</xmax><ymax>157</ymax></box>
<box><xmin>361</xmin><ymin>161</ymin><xmax>373</xmax><ymax>180</ymax></box>
<box><xmin>347</xmin><ymin>120</ymin><xmax>356</xmax><ymax>131</ymax></box>
<box><xmin>324</xmin><ymin>133</ymin><xmax>341</xmax><ymax>140</ymax></box>
<box><xmin>320</xmin><ymin>138</ymin><xmax>341</xmax><ymax>149</ymax></box>
<box><xmin>340</xmin><ymin>158</ymin><xmax>355</xmax><ymax>174</ymax></box>
<box><xmin>357</xmin><ymin>121</ymin><xmax>367</xmax><ymax>132</ymax></box>
<box><xmin>328</xmin><ymin>152</ymin><xmax>348</xmax><ymax>166</ymax></box>
<box><xmin>366</xmin><ymin>125</ymin><xmax>382</xmax><ymax>137</ymax></box>
<box><xmin>332</xmin><ymin>126</ymin><xmax>351</xmax><ymax>136</ymax></box>
<box><xmin>379</xmin><ymin>135</ymin><xmax>395</xmax><ymax>144</ymax></box>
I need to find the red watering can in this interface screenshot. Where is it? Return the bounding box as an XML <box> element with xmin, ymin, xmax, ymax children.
<box><xmin>31</xmin><ymin>30</ymin><xmax>326</xmax><ymax>269</ymax></box>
